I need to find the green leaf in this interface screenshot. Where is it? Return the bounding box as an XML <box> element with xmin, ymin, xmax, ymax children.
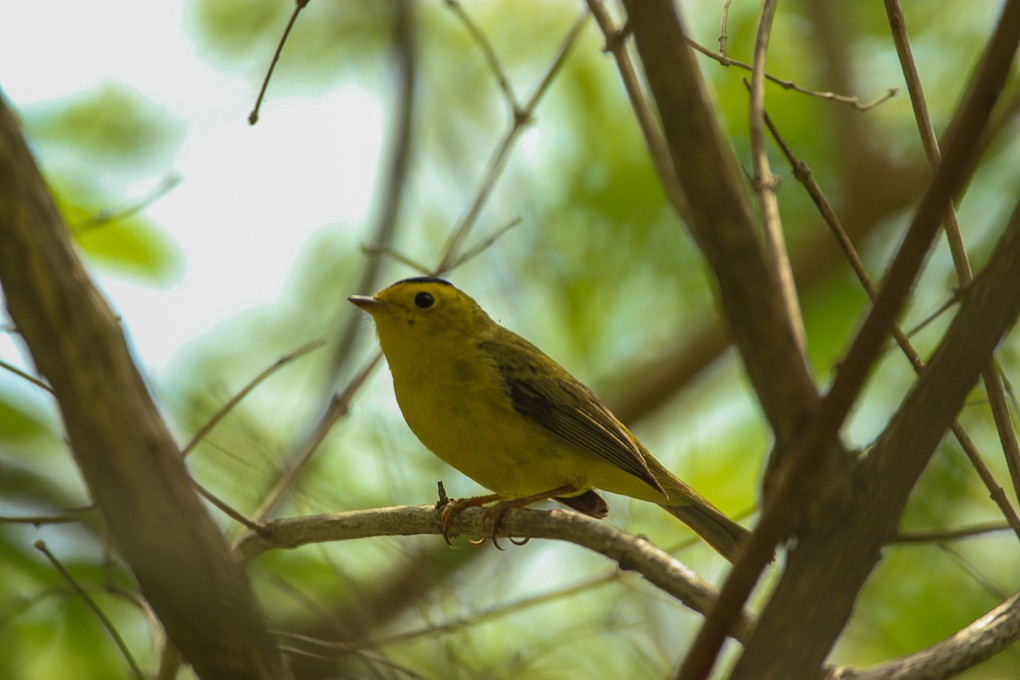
<box><xmin>51</xmin><ymin>186</ymin><xmax>183</xmax><ymax>284</ymax></box>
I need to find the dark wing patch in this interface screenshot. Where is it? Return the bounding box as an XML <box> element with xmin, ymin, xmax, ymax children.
<box><xmin>482</xmin><ymin>336</ymin><xmax>665</xmax><ymax>496</ymax></box>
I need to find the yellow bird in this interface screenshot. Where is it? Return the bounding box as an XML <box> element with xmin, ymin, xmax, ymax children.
<box><xmin>350</xmin><ymin>277</ymin><xmax>749</xmax><ymax>561</ymax></box>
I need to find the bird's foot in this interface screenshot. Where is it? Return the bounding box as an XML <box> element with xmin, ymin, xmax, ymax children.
<box><xmin>437</xmin><ymin>485</ymin><xmax>578</xmax><ymax>549</ymax></box>
<box><xmin>481</xmin><ymin>485</ymin><xmax>578</xmax><ymax>550</ymax></box>
<box><xmin>438</xmin><ymin>493</ymin><xmax>502</xmax><ymax>547</ymax></box>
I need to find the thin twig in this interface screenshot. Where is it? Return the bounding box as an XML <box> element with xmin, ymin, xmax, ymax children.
<box><xmin>435</xmin><ymin>11</ymin><xmax>588</xmax><ymax>272</ymax></box>
<box><xmin>885</xmin><ymin>0</ymin><xmax>1020</xmax><ymax>510</ymax></box>
<box><xmin>0</xmin><ymin>357</ymin><xmax>52</xmax><ymax>392</ymax></box>
<box><xmin>746</xmin><ymin>1</ymin><xmax>806</xmax><ymax>354</ymax></box>
<box><xmin>939</xmin><ymin>543</ymin><xmax>1009</xmax><ymax>601</ymax></box>
<box><xmin>902</xmin><ymin>293</ymin><xmax>962</xmax><ymax>339</ymax></box>
<box><xmin>238</xmin><ymin>504</ymin><xmax>758</xmax><ymax>642</ymax></box>
<box><xmin>719</xmin><ymin>0</ymin><xmax>733</xmax><ymax>56</ymax></box>
<box><xmin>891</xmin><ymin>522</ymin><xmax>1010</xmax><ymax>544</ymax></box>
<box><xmin>249</xmin><ymin>0</ymin><xmax>310</xmax><ymax>125</ymax></box>
<box><xmin>360</xmin><ymin>217</ymin><xmax>521</xmax><ymax>277</ymax></box>
<box><xmin>192</xmin><ymin>479</ymin><xmax>263</xmax><ymax>533</ymax></box>
<box><xmin>0</xmin><ymin>506</ymin><xmax>94</xmax><ymax>526</ymax></box>
<box><xmin>681</xmin><ymin>4</ymin><xmax>1020</xmax><ymax>673</ymax></box>
<box><xmin>35</xmin><ymin>541</ymin><xmax>145</xmax><ymax>680</ymax></box>
<box><xmin>276</xmin><ymin>636</ymin><xmax>426</xmax><ymax>679</ymax></box>
<box><xmin>762</xmin><ymin>102</ymin><xmax>1020</xmax><ymax>539</ymax></box>
<box><xmin>250</xmin><ymin>353</ymin><xmax>382</xmax><ymax>525</ymax></box>
<box><xmin>359</xmin><ymin>244</ymin><xmax>431</xmax><ymax>274</ymax></box>
<box><xmin>585</xmin><ymin>0</ymin><xmax>690</xmax><ymax>224</ymax></box>
<box><xmin>182</xmin><ymin>337</ymin><xmax>327</xmax><ymax>458</ymax></box>
<box><xmin>74</xmin><ymin>173</ymin><xmax>182</xmax><ymax>233</ymax></box>
<box><xmin>687</xmin><ymin>38</ymin><xmax>897</xmax><ymax>111</ymax></box>
<box><xmin>444</xmin><ymin>0</ymin><xmax>520</xmax><ymax>113</ymax></box>
<box><xmin>314</xmin><ymin>571</ymin><xmax>618</xmax><ymax>650</ymax></box>
<box><xmin>447</xmin><ymin>217</ymin><xmax>522</xmax><ymax>270</ymax></box>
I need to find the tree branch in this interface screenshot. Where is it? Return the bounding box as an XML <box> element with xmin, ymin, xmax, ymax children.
<box><xmin>748</xmin><ymin>0</ymin><xmax>806</xmax><ymax>352</ymax></box>
<box><xmin>0</xmin><ymin>92</ymin><xmax>290</xmax><ymax>680</ymax></box>
<box><xmin>620</xmin><ymin>0</ymin><xmax>820</xmax><ymax>451</ymax></box>
<box><xmin>884</xmin><ymin>0</ymin><xmax>1020</xmax><ymax>510</ymax></box>
<box><xmin>761</xmin><ymin>101</ymin><xmax>1020</xmax><ymax>539</ymax></box>
<box><xmin>689</xmin><ymin>5</ymin><xmax>1020</xmax><ymax>676</ymax></box>
<box><xmin>828</xmin><ymin>590</ymin><xmax>1020</xmax><ymax>680</ymax></box>
<box><xmin>733</xmin><ymin>193</ymin><xmax>1020</xmax><ymax>678</ymax></box>
<box><xmin>238</xmin><ymin>504</ymin><xmax>758</xmax><ymax>643</ymax></box>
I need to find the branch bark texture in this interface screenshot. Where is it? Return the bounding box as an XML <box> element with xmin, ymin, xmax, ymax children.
<box><xmin>620</xmin><ymin>0</ymin><xmax>821</xmax><ymax>450</ymax></box>
<box><xmin>734</xmin><ymin>195</ymin><xmax>1020</xmax><ymax>678</ymax></box>
<box><xmin>0</xmin><ymin>93</ymin><xmax>290</xmax><ymax>680</ymax></box>
<box><xmin>238</xmin><ymin>503</ymin><xmax>758</xmax><ymax>642</ymax></box>
<box><xmin>830</xmin><ymin>590</ymin><xmax>1020</xmax><ymax>680</ymax></box>
<box><xmin>619</xmin><ymin>1</ymin><xmax>1020</xmax><ymax>677</ymax></box>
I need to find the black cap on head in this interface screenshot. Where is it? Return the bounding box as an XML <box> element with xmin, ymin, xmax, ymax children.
<box><xmin>393</xmin><ymin>276</ymin><xmax>453</xmax><ymax>287</ymax></box>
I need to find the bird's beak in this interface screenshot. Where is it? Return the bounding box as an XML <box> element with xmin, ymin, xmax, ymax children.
<box><xmin>348</xmin><ymin>295</ymin><xmax>387</xmax><ymax>312</ymax></box>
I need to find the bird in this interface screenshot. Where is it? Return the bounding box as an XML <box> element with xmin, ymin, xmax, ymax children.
<box><xmin>349</xmin><ymin>276</ymin><xmax>750</xmax><ymax>561</ymax></box>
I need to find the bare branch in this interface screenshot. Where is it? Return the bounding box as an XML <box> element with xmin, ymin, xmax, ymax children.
<box><xmin>446</xmin><ymin>216</ymin><xmax>522</xmax><ymax>270</ymax></box>
<box><xmin>0</xmin><ymin>356</ymin><xmax>52</xmax><ymax>392</ymax></box>
<box><xmin>328</xmin><ymin>571</ymin><xmax>618</xmax><ymax>649</ymax></box>
<box><xmin>0</xmin><ymin>506</ymin><xmax>94</xmax><ymax>526</ymax></box>
<box><xmin>0</xmin><ymin>93</ymin><xmax>290</xmax><ymax>680</ymax></box>
<box><xmin>250</xmin><ymin>353</ymin><xmax>381</xmax><ymax>524</ymax></box>
<box><xmin>586</xmin><ymin>0</ymin><xmax>691</xmax><ymax>224</ymax></box>
<box><xmin>685</xmin><ymin>38</ymin><xmax>897</xmax><ymax>111</ymax></box>
<box><xmin>734</xmin><ymin>194</ymin><xmax>1020</xmax><ymax>678</ymax></box>
<box><xmin>885</xmin><ymin>0</ymin><xmax>1020</xmax><ymax>510</ymax></box>
<box><xmin>182</xmin><ymin>337</ymin><xmax>327</xmax><ymax>457</ymax></box>
<box><xmin>74</xmin><ymin>173</ymin><xmax>181</xmax><ymax>232</ymax></box>
<box><xmin>695</xmin><ymin>10</ymin><xmax>1020</xmax><ymax>677</ymax></box>
<box><xmin>829</xmin><ymin>591</ymin><xmax>1020</xmax><ymax>680</ymax></box>
<box><xmin>237</xmin><ymin>504</ymin><xmax>758</xmax><ymax>642</ymax></box>
<box><xmin>762</xmin><ymin>102</ymin><xmax>1020</xmax><ymax>540</ymax></box>
<box><xmin>718</xmin><ymin>0</ymin><xmax>733</xmax><ymax>56</ymax></box>
<box><xmin>747</xmin><ymin>0</ymin><xmax>806</xmax><ymax>352</ymax></box>
<box><xmin>35</xmin><ymin>541</ymin><xmax>145</xmax><ymax>680</ymax></box>
<box><xmin>620</xmin><ymin>0</ymin><xmax>821</xmax><ymax>452</ymax></box>
<box><xmin>436</xmin><ymin>10</ymin><xmax>588</xmax><ymax>272</ymax></box>
<box><xmin>443</xmin><ymin>0</ymin><xmax>520</xmax><ymax>113</ymax></box>
<box><xmin>891</xmin><ymin>522</ymin><xmax>1011</xmax><ymax>544</ymax></box>
<box><xmin>249</xmin><ymin>0</ymin><xmax>310</xmax><ymax>125</ymax></box>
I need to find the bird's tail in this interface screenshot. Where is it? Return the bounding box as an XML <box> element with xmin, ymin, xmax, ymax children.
<box><xmin>660</xmin><ymin>501</ymin><xmax>750</xmax><ymax>563</ymax></box>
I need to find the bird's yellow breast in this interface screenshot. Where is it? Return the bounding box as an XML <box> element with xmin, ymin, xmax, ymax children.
<box><xmin>387</xmin><ymin>336</ymin><xmax>591</xmax><ymax>497</ymax></box>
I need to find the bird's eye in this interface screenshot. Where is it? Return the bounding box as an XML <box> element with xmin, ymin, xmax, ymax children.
<box><xmin>414</xmin><ymin>292</ymin><xmax>435</xmax><ymax>309</ymax></box>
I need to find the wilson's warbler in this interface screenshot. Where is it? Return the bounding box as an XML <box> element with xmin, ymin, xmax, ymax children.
<box><xmin>349</xmin><ymin>277</ymin><xmax>749</xmax><ymax>561</ymax></box>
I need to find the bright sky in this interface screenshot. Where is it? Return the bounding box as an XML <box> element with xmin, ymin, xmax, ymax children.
<box><xmin>0</xmin><ymin>0</ymin><xmax>383</xmax><ymax>374</ymax></box>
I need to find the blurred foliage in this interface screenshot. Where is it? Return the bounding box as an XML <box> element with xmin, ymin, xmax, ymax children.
<box><xmin>56</xmin><ymin>180</ymin><xmax>184</xmax><ymax>283</ymax></box>
<box><xmin>25</xmin><ymin>84</ymin><xmax>183</xmax><ymax>171</ymax></box>
<box><xmin>22</xmin><ymin>83</ymin><xmax>185</xmax><ymax>283</ymax></box>
<box><xmin>2</xmin><ymin>0</ymin><xmax>1019</xmax><ymax>679</ymax></box>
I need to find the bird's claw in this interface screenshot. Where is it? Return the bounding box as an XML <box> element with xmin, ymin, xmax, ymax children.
<box><xmin>439</xmin><ymin>499</ymin><xmax>467</xmax><ymax>547</ymax></box>
<box><xmin>483</xmin><ymin>500</ymin><xmax>530</xmax><ymax>550</ymax></box>
<box><xmin>438</xmin><ymin>494</ymin><xmax>530</xmax><ymax>549</ymax></box>
<box><xmin>438</xmin><ymin>493</ymin><xmax>502</xmax><ymax>547</ymax></box>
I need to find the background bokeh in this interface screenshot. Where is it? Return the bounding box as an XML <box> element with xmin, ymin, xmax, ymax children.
<box><xmin>1</xmin><ymin>1</ymin><xmax>1018</xmax><ymax>678</ymax></box>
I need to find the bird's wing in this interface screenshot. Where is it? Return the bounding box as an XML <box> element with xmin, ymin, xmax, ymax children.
<box><xmin>480</xmin><ymin>336</ymin><xmax>665</xmax><ymax>496</ymax></box>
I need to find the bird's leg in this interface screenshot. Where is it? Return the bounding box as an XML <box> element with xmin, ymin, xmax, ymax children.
<box><xmin>438</xmin><ymin>493</ymin><xmax>503</xmax><ymax>547</ymax></box>
<box><xmin>483</xmin><ymin>485</ymin><xmax>575</xmax><ymax>550</ymax></box>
